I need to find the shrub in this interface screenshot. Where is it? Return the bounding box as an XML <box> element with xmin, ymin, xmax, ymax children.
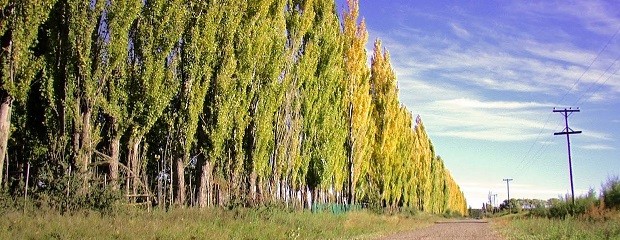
<box><xmin>545</xmin><ymin>189</ymin><xmax>598</xmax><ymax>219</ymax></box>
<box><xmin>529</xmin><ymin>204</ymin><xmax>548</xmax><ymax>218</ymax></box>
<box><xmin>581</xmin><ymin>199</ymin><xmax>612</xmax><ymax>222</ymax></box>
<box><xmin>602</xmin><ymin>176</ymin><xmax>620</xmax><ymax>210</ymax></box>
<box><xmin>548</xmin><ymin>201</ymin><xmax>570</xmax><ymax>219</ymax></box>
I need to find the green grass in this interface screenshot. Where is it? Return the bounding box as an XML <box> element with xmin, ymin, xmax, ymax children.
<box><xmin>495</xmin><ymin>214</ymin><xmax>620</xmax><ymax>240</ymax></box>
<box><xmin>0</xmin><ymin>207</ymin><xmax>436</xmax><ymax>239</ymax></box>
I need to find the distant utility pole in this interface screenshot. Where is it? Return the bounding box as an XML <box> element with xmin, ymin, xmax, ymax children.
<box><xmin>503</xmin><ymin>178</ymin><xmax>513</xmax><ymax>211</ymax></box>
<box><xmin>553</xmin><ymin>107</ymin><xmax>582</xmax><ymax>205</ymax></box>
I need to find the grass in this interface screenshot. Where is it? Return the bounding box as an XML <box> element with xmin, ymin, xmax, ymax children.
<box><xmin>0</xmin><ymin>207</ymin><xmax>437</xmax><ymax>239</ymax></box>
<box><xmin>494</xmin><ymin>212</ymin><xmax>620</xmax><ymax>240</ymax></box>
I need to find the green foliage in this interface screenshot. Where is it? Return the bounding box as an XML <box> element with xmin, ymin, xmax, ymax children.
<box><xmin>541</xmin><ymin>191</ymin><xmax>598</xmax><ymax>219</ymax></box>
<box><xmin>603</xmin><ymin>176</ymin><xmax>620</xmax><ymax>210</ymax></box>
<box><xmin>31</xmin><ymin>170</ymin><xmax>122</xmax><ymax>213</ymax></box>
<box><xmin>1</xmin><ymin>0</ymin><xmax>467</xmax><ymax>215</ymax></box>
<box><xmin>523</xmin><ymin>185</ymin><xmax>620</xmax><ymax>221</ymax></box>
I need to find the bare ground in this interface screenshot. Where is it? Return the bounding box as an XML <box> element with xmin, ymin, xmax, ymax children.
<box><xmin>379</xmin><ymin>220</ymin><xmax>503</xmax><ymax>240</ymax></box>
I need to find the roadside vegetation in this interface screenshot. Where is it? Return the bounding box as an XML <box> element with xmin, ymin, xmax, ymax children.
<box><xmin>494</xmin><ymin>177</ymin><xmax>620</xmax><ymax>240</ymax></box>
<box><xmin>0</xmin><ymin>205</ymin><xmax>439</xmax><ymax>239</ymax></box>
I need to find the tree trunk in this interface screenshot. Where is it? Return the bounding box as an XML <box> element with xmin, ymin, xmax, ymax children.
<box><xmin>197</xmin><ymin>159</ymin><xmax>212</xmax><ymax>208</ymax></box>
<box><xmin>257</xmin><ymin>177</ymin><xmax>264</xmax><ymax>204</ymax></box>
<box><xmin>174</xmin><ymin>156</ymin><xmax>185</xmax><ymax>206</ymax></box>
<box><xmin>348</xmin><ymin>102</ymin><xmax>354</xmax><ymax>205</ymax></box>
<box><xmin>127</xmin><ymin>138</ymin><xmax>141</xmax><ymax>197</ymax></box>
<box><xmin>249</xmin><ymin>169</ymin><xmax>257</xmax><ymax>205</ymax></box>
<box><xmin>109</xmin><ymin>136</ymin><xmax>120</xmax><ymax>190</ymax></box>
<box><xmin>0</xmin><ymin>93</ymin><xmax>12</xmax><ymax>189</ymax></box>
<box><xmin>78</xmin><ymin>107</ymin><xmax>92</xmax><ymax>194</ymax></box>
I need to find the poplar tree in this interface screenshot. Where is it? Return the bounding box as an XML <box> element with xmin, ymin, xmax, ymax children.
<box><xmin>237</xmin><ymin>0</ymin><xmax>287</xmax><ymax>205</ymax></box>
<box><xmin>369</xmin><ymin>40</ymin><xmax>399</xmax><ymax>207</ymax></box>
<box><xmin>414</xmin><ymin>116</ymin><xmax>433</xmax><ymax>211</ymax></box>
<box><xmin>125</xmin><ymin>0</ymin><xmax>186</xmax><ymax>196</ymax></box>
<box><xmin>0</xmin><ymin>0</ymin><xmax>56</xmax><ymax>188</ymax></box>
<box><xmin>342</xmin><ymin>0</ymin><xmax>374</xmax><ymax>205</ymax></box>
<box><xmin>301</xmin><ymin>0</ymin><xmax>347</xmax><ymax>205</ymax></box>
<box><xmin>99</xmin><ymin>0</ymin><xmax>141</xmax><ymax>190</ymax></box>
<box><xmin>233</xmin><ymin>0</ymin><xmax>290</xmax><ymax>205</ymax></box>
<box><xmin>202</xmin><ymin>0</ymin><xmax>244</xmax><ymax>206</ymax></box>
<box><xmin>271</xmin><ymin>0</ymin><xmax>313</xmax><ymax>204</ymax></box>
<box><xmin>248</xmin><ymin>0</ymin><xmax>287</xmax><ymax>204</ymax></box>
<box><xmin>171</xmin><ymin>0</ymin><xmax>218</xmax><ymax>206</ymax></box>
<box><xmin>65</xmin><ymin>0</ymin><xmax>105</xmax><ymax>194</ymax></box>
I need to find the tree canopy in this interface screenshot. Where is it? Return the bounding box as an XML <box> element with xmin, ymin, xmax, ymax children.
<box><xmin>1</xmin><ymin>0</ymin><xmax>466</xmax><ymax>216</ymax></box>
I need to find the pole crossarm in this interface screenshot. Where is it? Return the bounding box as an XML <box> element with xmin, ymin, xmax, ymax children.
<box><xmin>553</xmin><ymin>109</ymin><xmax>580</xmax><ymax>113</ymax></box>
<box><xmin>554</xmin><ymin>130</ymin><xmax>582</xmax><ymax>135</ymax></box>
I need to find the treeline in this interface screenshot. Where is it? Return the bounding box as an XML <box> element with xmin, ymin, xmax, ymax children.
<box><xmin>0</xmin><ymin>0</ymin><xmax>466</xmax><ymax>215</ymax></box>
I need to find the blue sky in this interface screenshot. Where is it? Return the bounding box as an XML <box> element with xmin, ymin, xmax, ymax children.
<box><xmin>335</xmin><ymin>0</ymin><xmax>620</xmax><ymax>208</ymax></box>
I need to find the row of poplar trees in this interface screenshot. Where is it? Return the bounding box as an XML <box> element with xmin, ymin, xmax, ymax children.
<box><xmin>0</xmin><ymin>0</ymin><xmax>466</xmax><ymax>215</ymax></box>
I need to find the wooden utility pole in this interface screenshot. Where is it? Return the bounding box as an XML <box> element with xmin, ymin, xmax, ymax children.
<box><xmin>503</xmin><ymin>178</ymin><xmax>513</xmax><ymax>211</ymax></box>
<box><xmin>553</xmin><ymin>107</ymin><xmax>581</xmax><ymax>205</ymax></box>
<box><xmin>492</xmin><ymin>193</ymin><xmax>498</xmax><ymax>212</ymax></box>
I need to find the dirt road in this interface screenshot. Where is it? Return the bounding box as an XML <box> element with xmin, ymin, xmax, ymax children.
<box><xmin>380</xmin><ymin>220</ymin><xmax>503</xmax><ymax>240</ymax></box>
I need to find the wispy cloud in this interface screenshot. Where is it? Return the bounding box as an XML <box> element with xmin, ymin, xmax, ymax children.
<box><xmin>417</xmin><ymin>98</ymin><xmax>556</xmax><ymax>142</ymax></box>
<box><xmin>510</xmin><ymin>0</ymin><xmax>620</xmax><ymax>35</ymax></box>
<box><xmin>538</xmin><ymin>141</ymin><xmax>556</xmax><ymax>145</ymax></box>
<box><xmin>522</xmin><ymin>41</ymin><xmax>596</xmax><ymax>66</ymax></box>
<box><xmin>580</xmin><ymin>144</ymin><xmax>615</xmax><ymax>150</ymax></box>
<box><xmin>437</xmin><ymin>98</ymin><xmax>555</xmax><ymax>110</ymax></box>
<box><xmin>450</xmin><ymin>23</ymin><xmax>470</xmax><ymax>39</ymax></box>
<box><xmin>580</xmin><ymin>130</ymin><xmax>613</xmax><ymax>141</ymax></box>
<box><xmin>364</xmin><ymin>0</ymin><xmax>620</xmax><ymax>143</ymax></box>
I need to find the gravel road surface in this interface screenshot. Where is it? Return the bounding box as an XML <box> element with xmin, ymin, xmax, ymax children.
<box><xmin>380</xmin><ymin>220</ymin><xmax>503</xmax><ymax>240</ymax></box>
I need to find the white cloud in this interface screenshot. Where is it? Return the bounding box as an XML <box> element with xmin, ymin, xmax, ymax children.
<box><xmin>509</xmin><ymin>0</ymin><xmax>620</xmax><ymax>35</ymax></box>
<box><xmin>436</xmin><ymin>98</ymin><xmax>555</xmax><ymax>110</ymax></box>
<box><xmin>450</xmin><ymin>23</ymin><xmax>470</xmax><ymax>39</ymax></box>
<box><xmin>586</xmin><ymin>92</ymin><xmax>610</xmax><ymax>103</ymax></box>
<box><xmin>580</xmin><ymin>130</ymin><xmax>613</xmax><ymax>141</ymax></box>
<box><xmin>363</xmin><ymin>0</ymin><xmax>620</xmax><ymax>143</ymax></box>
<box><xmin>369</xmin><ymin>1</ymin><xmax>620</xmax><ymax>99</ymax></box>
<box><xmin>580</xmin><ymin>144</ymin><xmax>615</xmax><ymax>150</ymax></box>
<box><xmin>523</xmin><ymin>41</ymin><xmax>595</xmax><ymax>66</ymax></box>
<box><xmin>413</xmin><ymin>98</ymin><xmax>557</xmax><ymax>142</ymax></box>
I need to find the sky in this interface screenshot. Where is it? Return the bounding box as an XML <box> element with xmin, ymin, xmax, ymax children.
<box><xmin>335</xmin><ymin>0</ymin><xmax>620</xmax><ymax>209</ymax></box>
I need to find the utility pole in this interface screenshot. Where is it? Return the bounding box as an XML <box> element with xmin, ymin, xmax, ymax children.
<box><xmin>553</xmin><ymin>107</ymin><xmax>581</xmax><ymax>205</ymax></box>
<box><xmin>503</xmin><ymin>178</ymin><xmax>513</xmax><ymax>211</ymax></box>
<box><xmin>492</xmin><ymin>194</ymin><xmax>498</xmax><ymax>212</ymax></box>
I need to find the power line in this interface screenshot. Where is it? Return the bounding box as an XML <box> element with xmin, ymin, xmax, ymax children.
<box><xmin>557</xmin><ymin>27</ymin><xmax>620</xmax><ymax>104</ymax></box>
<box><xmin>573</xmin><ymin>59</ymin><xmax>620</xmax><ymax>106</ymax></box>
<box><xmin>512</xmin><ymin>114</ymin><xmax>553</xmax><ymax>174</ymax></box>
<box><xmin>512</xmin><ymin>26</ymin><xmax>620</xmax><ymax>177</ymax></box>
